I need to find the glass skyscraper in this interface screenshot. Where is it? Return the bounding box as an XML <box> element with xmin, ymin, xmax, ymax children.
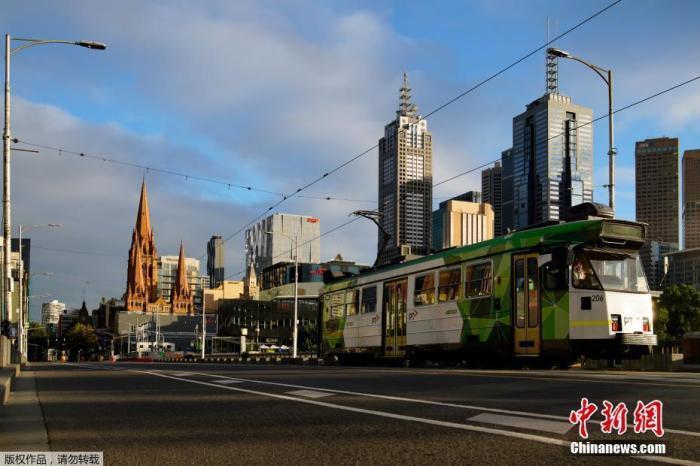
<box><xmin>511</xmin><ymin>93</ymin><xmax>593</xmax><ymax>229</ymax></box>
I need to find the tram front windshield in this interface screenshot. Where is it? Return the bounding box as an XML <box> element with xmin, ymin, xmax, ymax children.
<box><xmin>571</xmin><ymin>249</ymin><xmax>649</xmax><ymax>293</ymax></box>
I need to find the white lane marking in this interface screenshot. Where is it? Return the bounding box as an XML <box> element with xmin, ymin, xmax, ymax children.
<box><xmin>287</xmin><ymin>389</ymin><xmax>333</xmax><ymax>399</ymax></box>
<box><xmin>170</xmin><ymin>372</ymin><xmax>194</xmax><ymax>377</ymax></box>
<box><xmin>136</xmin><ymin>370</ymin><xmax>696</xmax><ymax>465</ymax></box>
<box><xmin>176</xmin><ymin>369</ymin><xmax>700</xmax><ymax>439</ymax></box>
<box><xmin>211</xmin><ymin>379</ymin><xmax>243</xmax><ymax>385</ymax></box>
<box><xmin>467</xmin><ymin>413</ymin><xmax>573</xmax><ymax>435</ymax></box>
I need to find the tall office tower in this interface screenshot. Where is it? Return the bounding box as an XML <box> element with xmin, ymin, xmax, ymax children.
<box><xmin>432</xmin><ymin>197</ymin><xmax>494</xmax><ymax>250</ymax></box>
<box><xmin>482</xmin><ymin>162</ymin><xmax>503</xmax><ymax>236</ymax></box>
<box><xmin>500</xmin><ymin>149</ymin><xmax>514</xmax><ymax>234</ymax></box>
<box><xmin>512</xmin><ymin>93</ymin><xmax>593</xmax><ymax>229</ymax></box>
<box><xmin>207</xmin><ymin>235</ymin><xmax>224</xmax><ymax>288</ymax></box>
<box><xmin>245</xmin><ymin>213</ymin><xmax>321</xmax><ymax>274</ymax></box>
<box><xmin>635</xmin><ymin>137</ymin><xmax>679</xmax><ymax>244</ymax></box>
<box><xmin>683</xmin><ymin>149</ymin><xmax>700</xmax><ymax>249</ymax></box>
<box><xmin>377</xmin><ymin>72</ymin><xmax>433</xmax><ymax>264</ymax></box>
<box><xmin>639</xmin><ymin>241</ymin><xmax>678</xmax><ymax>290</ymax></box>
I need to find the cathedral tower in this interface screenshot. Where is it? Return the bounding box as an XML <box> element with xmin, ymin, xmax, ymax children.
<box><xmin>124</xmin><ymin>180</ymin><xmax>159</xmax><ymax>312</ymax></box>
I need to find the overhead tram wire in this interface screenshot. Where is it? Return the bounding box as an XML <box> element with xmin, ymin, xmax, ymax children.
<box><xmin>32</xmin><ymin>244</ymin><xmax>126</xmax><ymax>259</ymax></box>
<box><xmin>14</xmin><ymin>1</ymin><xmax>623</xmax><ymax>262</ymax></box>
<box><xmin>224</xmin><ymin>216</ymin><xmax>362</xmax><ymax>280</ymax></box>
<box><xmin>11</xmin><ymin>139</ymin><xmax>286</xmax><ymax>197</ymax></box>
<box><xmin>433</xmin><ymin>73</ymin><xmax>700</xmax><ymax>192</ymax></box>
<box><xmin>196</xmin><ymin>0</ymin><xmax>624</xmax><ymax>259</ymax></box>
<box><xmin>239</xmin><ymin>73</ymin><xmax>700</xmax><ymax>275</ymax></box>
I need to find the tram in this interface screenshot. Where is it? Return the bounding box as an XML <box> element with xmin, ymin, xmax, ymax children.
<box><xmin>319</xmin><ymin>211</ymin><xmax>657</xmax><ymax>366</ymax></box>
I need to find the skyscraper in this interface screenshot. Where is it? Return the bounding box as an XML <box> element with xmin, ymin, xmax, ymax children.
<box><xmin>482</xmin><ymin>162</ymin><xmax>503</xmax><ymax>236</ymax></box>
<box><xmin>511</xmin><ymin>93</ymin><xmax>593</xmax><ymax>229</ymax></box>
<box><xmin>378</xmin><ymin>73</ymin><xmax>433</xmax><ymax>264</ymax></box>
<box><xmin>432</xmin><ymin>197</ymin><xmax>494</xmax><ymax>250</ymax></box>
<box><xmin>245</xmin><ymin>213</ymin><xmax>321</xmax><ymax>275</ymax></box>
<box><xmin>501</xmin><ymin>148</ymin><xmax>514</xmax><ymax>234</ymax></box>
<box><xmin>683</xmin><ymin>149</ymin><xmax>700</xmax><ymax>249</ymax></box>
<box><xmin>635</xmin><ymin>137</ymin><xmax>679</xmax><ymax>244</ymax></box>
<box><xmin>207</xmin><ymin>235</ymin><xmax>224</xmax><ymax>289</ymax></box>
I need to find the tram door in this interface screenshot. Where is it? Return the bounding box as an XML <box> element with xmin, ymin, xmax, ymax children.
<box><xmin>383</xmin><ymin>279</ymin><xmax>407</xmax><ymax>357</ymax></box>
<box><xmin>512</xmin><ymin>254</ymin><xmax>541</xmax><ymax>356</ymax></box>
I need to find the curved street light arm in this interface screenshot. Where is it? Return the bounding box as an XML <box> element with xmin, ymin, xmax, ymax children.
<box><xmin>564</xmin><ymin>55</ymin><xmax>610</xmax><ymax>85</ymax></box>
<box><xmin>11</xmin><ymin>39</ymin><xmax>106</xmax><ymax>55</ymax></box>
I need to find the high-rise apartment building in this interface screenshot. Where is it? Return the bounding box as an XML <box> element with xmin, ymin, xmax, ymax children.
<box><xmin>378</xmin><ymin>73</ymin><xmax>433</xmax><ymax>264</ymax></box>
<box><xmin>245</xmin><ymin>213</ymin><xmax>321</xmax><ymax>275</ymax></box>
<box><xmin>683</xmin><ymin>149</ymin><xmax>700</xmax><ymax>249</ymax></box>
<box><xmin>501</xmin><ymin>149</ymin><xmax>515</xmax><ymax>234</ymax></box>
<box><xmin>157</xmin><ymin>254</ymin><xmax>202</xmax><ymax>313</ymax></box>
<box><xmin>512</xmin><ymin>93</ymin><xmax>593</xmax><ymax>229</ymax></box>
<box><xmin>635</xmin><ymin>137</ymin><xmax>679</xmax><ymax>244</ymax></box>
<box><xmin>482</xmin><ymin>162</ymin><xmax>503</xmax><ymax>236</ymax></box>
<box><xmin>41</xmin><ymin>300</ymin><xmax>66</xmax><ymax>326</ymax></box>
<box><xmin>207</xmin><ymin>235</ymin><xmax>224</xmax><ymax>289</ymax></box>
<box><xmin>432</xmin><ymin>198</ymin><xmax>494</xmax><ymax>250</ymax></box>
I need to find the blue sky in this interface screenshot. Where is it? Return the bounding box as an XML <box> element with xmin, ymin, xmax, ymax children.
<box><xmin>1</xmin><ymin>0</ymin><xmax>699</xmax><ymax>320</ymax></box>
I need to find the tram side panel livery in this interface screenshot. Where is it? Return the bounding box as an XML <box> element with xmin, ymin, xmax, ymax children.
<box><xmin>320</xmin><ymin>219</ymin><xmax>656</xmax><ymax>363</ymax></box>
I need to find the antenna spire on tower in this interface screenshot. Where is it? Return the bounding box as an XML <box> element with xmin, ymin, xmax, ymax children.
<box><xmin>546</xmin><ymin>17</ymin><xmax>559</xmax><ymax>95</ymax></box>
<box><xmin>398</xmin><ymin>71</ymin><xmax>418</xmax><ymax>117</ymax></box>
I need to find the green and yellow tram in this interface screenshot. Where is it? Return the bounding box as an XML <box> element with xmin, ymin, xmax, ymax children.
<box><xmin>319</xmin><ymin>216</ymin><xmax>656</xmax><ymax>366</ymax></box>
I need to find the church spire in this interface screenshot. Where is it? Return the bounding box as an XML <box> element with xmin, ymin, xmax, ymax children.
<box><xmin>171</xmin><ymin>242</ymin><xmax>193</xmax><ymax>314</ymax></box>
<box><xmin>135</xmin><ymin>179</ymin><xmax>152</xmax><ymax>240</ymax></box>
<box><xmin>398</xmin><ymin>71</ymin><xmax>418</xmax><ymax>117</ymax></box>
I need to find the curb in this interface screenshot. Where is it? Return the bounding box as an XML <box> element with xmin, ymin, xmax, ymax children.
<box><xmin>0</xmin><ymin>364</ymin><xmax>20</xmax><ymax>405</ymax></box>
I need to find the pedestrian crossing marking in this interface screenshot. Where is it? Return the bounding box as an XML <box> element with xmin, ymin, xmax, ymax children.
<box><xmin>467</xmin><ymin>413</ymin><xmax>573</xmax><ymax>435</ymax></box>
<box><xmin>287</xmin><ymin>389</ymin><xmax>333</xmax><ymax>399</ymax></box>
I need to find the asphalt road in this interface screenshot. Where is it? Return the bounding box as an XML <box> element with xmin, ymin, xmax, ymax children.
<box><xmin>24</xmin><ymin>362</ymin><xmax>700</xmax><ymax>465</ymax></box>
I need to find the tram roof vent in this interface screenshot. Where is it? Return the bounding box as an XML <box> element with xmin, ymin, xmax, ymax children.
<box><xmin>563</xmin><ymin>202</ymin><xmax>614</xmax><ymax>222</ymax></box>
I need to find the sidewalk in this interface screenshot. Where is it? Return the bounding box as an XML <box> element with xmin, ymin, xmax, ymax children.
<box><xmin>0</xmin><ymin>367</ymin><xmax>50</xmax><ymax>451</ymax></box>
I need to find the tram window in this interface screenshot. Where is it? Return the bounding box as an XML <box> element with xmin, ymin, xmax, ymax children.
<box><xmin>571</xmin><ymin>251</ymin><xmax>603</xmax><ymax>290</ymax></box>
<box><xmin>527</xmin><ymin>257</ymin><xmax>539</xmax><ymax>327</ymax></box>
<box><xmin>414</xmin><ymin>273</ymin><xmax>436</xmax><ymax>306</ymax></box>
<box><xmin>542</xmin><ymin>250</ymin><xmax>567</xmax><ymax>290</ymax></box>
<box><xmin>438</xmin><ymin>269</ymin><xmax>461</xmax><ymax>302</ymax></box>
<box><xmin>361</xmin><ymin>286</ymin><xmax>377</xmax><ymax>313</ymax></box>
<box><xmin>465</xmin><ymin>262</ymin><xmax>492</xmax><ymax>298</ymax></box>
<box><xmin>346</xmin><ymin>289</ymin><xmax>359</xmax><ymax>316</ymax></box>
<box><xmin>515</xmin><ymin>259</ymin><xmax>526</xmax><ymax>328</ymax></box>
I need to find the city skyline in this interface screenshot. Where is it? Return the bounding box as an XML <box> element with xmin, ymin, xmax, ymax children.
<box><xmin>3</xmin><ymin>1</ymin><xmax>700</xmax><ymax>320</ymax></box>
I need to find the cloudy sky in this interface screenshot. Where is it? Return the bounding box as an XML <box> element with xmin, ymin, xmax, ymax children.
<box><xmin>2</xmin><ymin>0</ymin><xmax>699</xmax><ymax>320</ymax></box>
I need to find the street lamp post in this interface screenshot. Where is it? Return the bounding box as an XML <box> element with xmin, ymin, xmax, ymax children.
<box><xmin>17</xmin><ymin>223</ymin><xmax>60</xmax><ymax>359</ymax></box>
<box><xmin>265</xmin><ymin>231</ymin><xmax>299</xmax><ymax>359</ymax></box>
<box><xmin>547</xmin><ymin>47</ymin><xmax>615</xmax><ymax>215</ymax></box>
<box><xmin>2</xmin><ymin>35</ymin><xmax>105</xmax><ymax>330</ymax></box>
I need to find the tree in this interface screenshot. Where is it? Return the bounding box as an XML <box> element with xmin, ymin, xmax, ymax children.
<box><xmin>658</xmin><ymin>285</ymin><xmax>700</xmax><ymax>342</ymax></box>
<box><xmin>298</xmin><ymin>322</ymin><xmax>318</xmax><ymax>353</ymax></box>
<box><xmin>65</xmin><ymin>323</ymin><xmax>98</xmax><ymax>360</ymax></box>
<box><xmin>27</xmin><ymin>322</ymin><xmax>49</xmax><ymax>361</ymax></box>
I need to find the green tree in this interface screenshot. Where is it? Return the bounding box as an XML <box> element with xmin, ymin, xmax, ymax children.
<box><xmin>298</xmin><ymin>322</ymin><xmax>318</xmax><ymax>353</ymax></box>
<box><xmin>658</xmin><ymin>285</ymin><xmax>700</xmax><ymax>342</ymax></box>
<box><xmin>65</xmin><ymin>323</ymin><xmax>98</xmax><ymax>360</ymax></box>
<box><xmin>27</xmin><ymin>322</ymin><xmax>49</xmax><ymax>360</ymax></box>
